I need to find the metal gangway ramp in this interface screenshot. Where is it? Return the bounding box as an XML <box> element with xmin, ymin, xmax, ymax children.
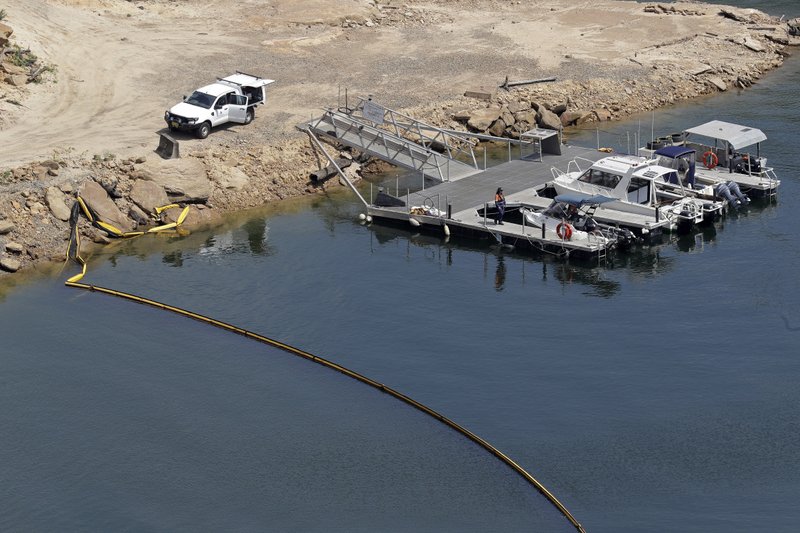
<box><xmin>299</xmin><ymin>97</ymin><xmax>482</xmax><ymax>182</ymax></box>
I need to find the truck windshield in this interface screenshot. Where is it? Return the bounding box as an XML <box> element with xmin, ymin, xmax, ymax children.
<box><xmin>185</xmin><ymin>91</ymin><xmax>214</xmax><ymax>109</ymax></box>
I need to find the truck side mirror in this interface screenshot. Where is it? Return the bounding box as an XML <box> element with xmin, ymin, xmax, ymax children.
<box><xmin>182</xmin><ymin>95</ymin><xmax>187</xmax><ymax>101</ymax></box>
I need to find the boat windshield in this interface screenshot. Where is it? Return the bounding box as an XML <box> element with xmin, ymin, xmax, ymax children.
<box><xmin>627</xmin><ymin>177</ymin><xmax>651</xmax><ymax>204</ymax></box>
<box><xmin>543</xmin><ymin>202</ymin><xmax>580</xmax><ymax>220</ymax></box>
<box><xmin>185</xmin><ymin>91</ymin><xmax>215</xmax><ymax>109</ymax></box>
<box><xmin>578</xmin><ymin>168</ymin><xmax>622</xmax><ymax>189</ymax></box>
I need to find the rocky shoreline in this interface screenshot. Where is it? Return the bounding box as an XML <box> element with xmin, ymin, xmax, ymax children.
<box><xmin>1</xmin><ymin>3</ymin><xmax>799</xmax><ymax>278</ymax></box>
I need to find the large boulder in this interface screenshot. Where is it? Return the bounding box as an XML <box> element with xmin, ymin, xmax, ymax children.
<box><xmin>1</xmin><ymin>258</ymin><xmax>21</xmax><ymax>273</ymax></box>
<box><xmin>536</xmin><ymin>106</ymin><xmax>563</xmax><ymax>131</ymax></box>
<box><xmin>513</xmin><ymin>110</ymin><xmax>537</xmax><ymax>129</ymax></box>
<box><xmin>560</xmin><ymin>110</ymin><xmax>595</xmax><ymax>127</ymax></box>
<box><xmin>593</xmin><ymin>108</ymin><xmax>612</xmax><ymax>122</ymax></box>
<box><xmin>506</xmin><ymin>100</ymin><xmax>530</xmax><ymax>114</ymax></box>
<box><xmin>79</xmin><ymin>180</ymin><xmax>134</xmax><ymax>232</ymax></box>
<box><xmin>45</xmin><ymin>186</ymin><xmax>72</xmax><ymax>221</ymax></box>
<box><xmin>488</xmin><ymin>118</ymin><xmax>506</xmax><ymax>137</ymax></box>
<box><xmin>136</xmin><ymin>158</ymin><xmax>211</xmax><ymax>203</ymax></box>
<box><xmin>548</xmin><ymin>102</ymin><xmax>568</xmax><ymax>115</ymax></box>
<box><xmin>208</xmin><ymin>165</ymin><xmax>250</xmax><ymax>191</ymax></box>
<box><xmin>706</xmin><ymin>76</ymin><xmax>727</xmax><ymax>91</ymax></box>
<box><xmin>500</xmin><ymin>107</ymin><xmax>515</xmax><ymax>129</ymax></box>
<box><xmin>130</xmin><ymin>179</ymin><xmax>169</xmax><ymax>214</ymax></box>
<box><xmin>467</xmin><ymin>106</ymin><xmax>502</xmax><ymax>132</ymax></box>
<box><xmin>162</xmin><ymin>205</ymin><xmax>222</xmax><ymax>228</ymax></box>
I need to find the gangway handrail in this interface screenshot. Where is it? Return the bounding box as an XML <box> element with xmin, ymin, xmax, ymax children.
<box><xmin>352</xmin><ymin>97</ymin><xmax>479</xmax><ymax>170</ymax></box>
<box><xmin>307</xmin><ymin>109</ymin><xmax>480</xmax><ymax>182</ymax></box>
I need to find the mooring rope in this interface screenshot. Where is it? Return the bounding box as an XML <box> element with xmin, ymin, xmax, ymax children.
<box><xmin>63</xmin><ymin>200</ymin><xmax>585</xmax><ymax>532</ymax></box>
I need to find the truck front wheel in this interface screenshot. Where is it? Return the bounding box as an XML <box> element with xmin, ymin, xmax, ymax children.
<box><xmin>196</xmin><ymin>122</ymin><xmax>211</xmax><ymax>139</ymax></box>
<box><xmin>245</xmin><ymin>109</ymin><xmax>254</xmax><ymax>125</ymax></box>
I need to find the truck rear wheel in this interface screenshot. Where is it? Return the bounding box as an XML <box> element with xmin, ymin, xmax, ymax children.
<box><xmin>245</xmin><ymin>109</ymin><xmax>254</xmax><ymax>124</ymax></box>
<box><xmin>196</xmin><ymin>122</ymin><xmax>211</xmax><ymax>139</ymax></box>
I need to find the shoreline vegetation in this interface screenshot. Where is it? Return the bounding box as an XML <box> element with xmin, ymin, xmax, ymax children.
<box><xmin>1</xmin><ymin>0</ymin><xmax>799</xmax><ymax>278</ymax></box>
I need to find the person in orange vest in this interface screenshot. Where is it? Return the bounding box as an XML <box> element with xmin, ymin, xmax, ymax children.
<box><xmin>495</xmin><ymin>187</ymin><xmax>505</xmax><ymax>225</ymax></box>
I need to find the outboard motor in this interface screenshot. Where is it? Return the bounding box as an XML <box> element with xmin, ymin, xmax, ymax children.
<box><xmin>714</xmin><ymin>181</ymin><xmax>750</xmax><ymax>207</ymax></box>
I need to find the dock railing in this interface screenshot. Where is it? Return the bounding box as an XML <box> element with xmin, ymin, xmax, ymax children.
<box><xmin>353</xmin><ymin>97</ymin><xmax>480</xmax><ymax>169</ymax></box>
<box><xmin>306</xmin><ymin>109</ymin><xmax>479</xmax><ymax>182</ymax></box>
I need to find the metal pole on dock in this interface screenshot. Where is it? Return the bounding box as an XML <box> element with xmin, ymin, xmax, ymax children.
<box><xmin>484</xmin><ymin>145</ymin><xmax>487</xmax><ymax>170</ymax></box>
<box><xmin>484</xmin><ymin>203</ymin><xmax>488</xmax><ymax>226</ymax></box>
<box><xmin>638</xmin><ymin>120</ymin><xmax>642</xmax><ymax>156</ymax></box>
<box><xmin>596</xmin><ymin>128</ymin><xmax>600</xmax><ymax>150</ymax></box>
<box><xmin>508</xmin><ymin>142</ymin><xmax>511</xmax><ymax>162</ymax></box>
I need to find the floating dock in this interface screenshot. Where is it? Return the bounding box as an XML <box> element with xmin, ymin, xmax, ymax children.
<box><xmin>300</xmin><ymin>101</ymin><xmax>668</xmax><ymax>261</ymax></box>
<box><xmin>363</xmin><ymin>148</ymin><xmax>670</xmax><ymax>260</ymax></box>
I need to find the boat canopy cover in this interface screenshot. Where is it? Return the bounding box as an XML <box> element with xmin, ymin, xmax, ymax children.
<box><xmin>555</xmin><ymin>194</ymin><xmax>616</xmax><ymax>206</ymax></box>
<box><xmin>683</xmin><ymin>120</ymin><xmax>767</xmax><ymax>150</ymax></box>
<box><xmin>654</xmin><ymin>146</ymin><xmax>695</xmax><ymax>158</ymax></box>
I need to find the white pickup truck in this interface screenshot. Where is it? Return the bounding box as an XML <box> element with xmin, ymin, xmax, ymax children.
<box><xmin>164</xmin><ymin>72</ymin><xmax>275</xmax><ymax>139</ymax></box>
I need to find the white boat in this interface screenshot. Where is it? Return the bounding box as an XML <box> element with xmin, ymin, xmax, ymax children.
<box><xmin>642</xmin><ymin>120</ymin><xmax>780</xmax><ymax>199</ymax></box>
<box><xmin>648</xmin><ymin>145</ymin><xmax>752</xmax><ymax>209</ymax></box>
<box><xmin>550</xmin><ymin>155</ymin><xmax>725</xmax><ymax>232</ymax></box>
<box><xmin>521</xmin><ymin>194</ymin><xmax>637</xmax><ymax>248</ymax></box>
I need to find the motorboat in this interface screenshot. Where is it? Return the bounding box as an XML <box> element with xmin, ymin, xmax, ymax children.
<box><xmin>642</xmin><ymin>120</ymin><xmax>780</xmax><ymax>198</ymax></box>
<box><xmin>550</xmin><ymin>155</ymin><xmax>725</xmax><ymax>232</ymax></box>
<box><xmin>648</xmin><ymin>146</ymin><xmax>751</xmax><ymax>209</ymax></box>
<box><xmin>521</xmin><ymin>194</ymin><xmax>637</xmax><ymax>248</ymax></box>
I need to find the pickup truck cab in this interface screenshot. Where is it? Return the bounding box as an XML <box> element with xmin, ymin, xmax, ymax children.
<box><xmin>164</xmin><ymin>72</ymin><xmax>275</xmax><ymax>139</ymax></box>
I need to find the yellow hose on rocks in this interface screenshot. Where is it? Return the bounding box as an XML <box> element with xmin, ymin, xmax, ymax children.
<box><xmin>63</xmin><ymin>275</ymin><xmax>586</xmax><ymax>532</ymax></box>
<box><xmin>65</xmin><ymin>198</ymin><xmax>190</xmax><ymax>283</ymax></box>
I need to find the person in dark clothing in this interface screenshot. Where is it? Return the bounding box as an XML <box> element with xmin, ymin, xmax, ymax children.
<box><xmin>495</xmin><ymin>187</ymin><xmax>506</xmax><ymax>225</ymax></box>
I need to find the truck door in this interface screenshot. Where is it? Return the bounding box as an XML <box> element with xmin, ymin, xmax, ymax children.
<box><xmin>228</xmin><ymin>94</ymin><xmax>249</xmax><ymax>124</ymax></box>
<box><xmin>211</xmin><ymin>93</ymin><xmax>231</xmax><ymax>126</ymax></box>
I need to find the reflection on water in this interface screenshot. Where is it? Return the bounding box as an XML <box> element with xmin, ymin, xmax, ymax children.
<box><xmin>494</xmin><ymin>255</ymin><xmax>506</xmax><ymax>291</ymax></box>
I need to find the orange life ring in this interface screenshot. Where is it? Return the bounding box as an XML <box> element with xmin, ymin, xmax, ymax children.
<box><xmin>703</xmin><ymin>151</ymin><xmax>718</xmax><ymax>169</ymax></box>
<box><xmin>557</xmin><ymin>222</ymin><xmax>573</xmax><ymax>240</ymax></box>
